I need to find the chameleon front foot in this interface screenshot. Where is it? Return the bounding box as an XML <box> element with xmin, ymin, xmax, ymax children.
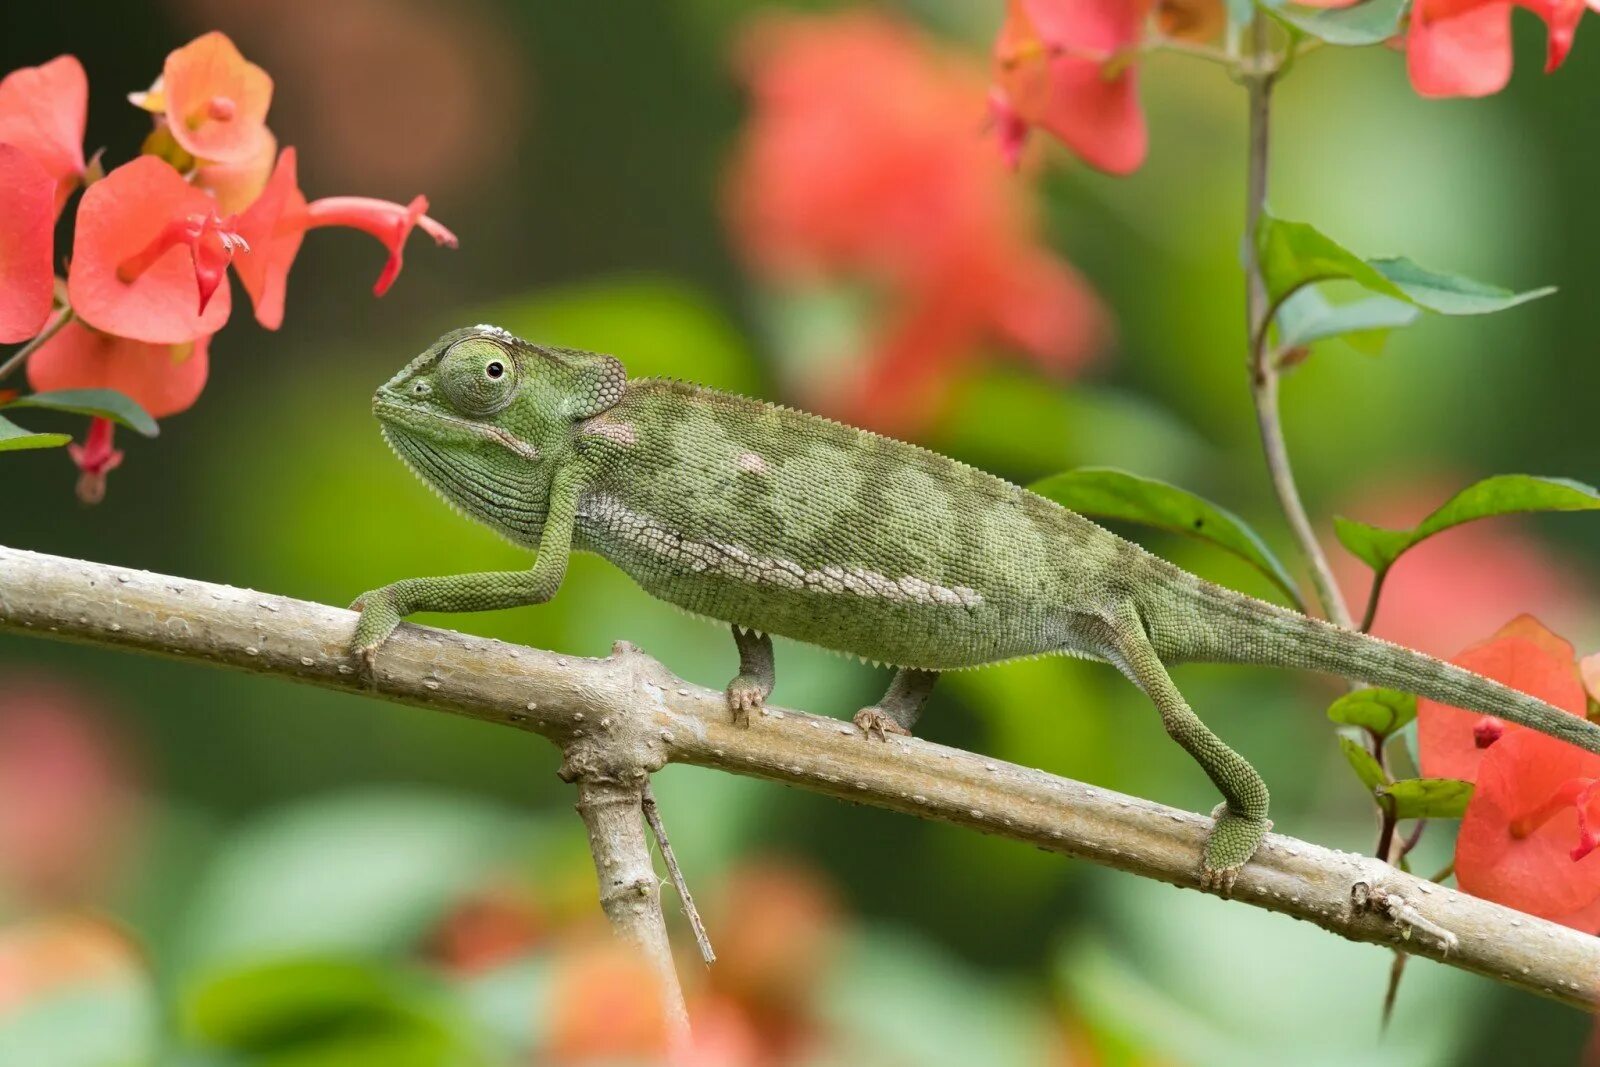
<box><xmin>853</xmin><ymin>706</ymin><xmax>912</xmax><ymax>741</ymax></box>
<box><xmin>348</xmin><ymin>586</ymin><xmax>405</xmax><ymax>687</ymax></box>
<box><xmin>1199</xmin><ymin>802</ymin><xmax>1271</xmax><ymax>895</ymax></box>
<box><xmin>724</xmin><ymin>675</ymin><xmax>770</xmax><ymax>727</ymax></box>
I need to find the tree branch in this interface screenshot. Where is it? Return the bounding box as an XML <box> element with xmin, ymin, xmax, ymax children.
<box><xmin>571</xmin><ymin>775</ymin><xmax>691</xmax><ymax>1049</ymax></box>
<box><xmin>2</xmin><ymin>545</ymin><xmax>1597</xmax><ymax>1010</ymax></box>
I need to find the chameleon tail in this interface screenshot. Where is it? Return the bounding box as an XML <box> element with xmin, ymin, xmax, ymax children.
<box><xmin>1142</xmin><ymin>569</ymin><xmax>1600</xmax><ymax>757</ymax></box>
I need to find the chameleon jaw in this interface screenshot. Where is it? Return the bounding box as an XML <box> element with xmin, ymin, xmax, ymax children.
<box><xmin>372</xmin><ymin>397</ymin><xmax>540</xmax><ymax>462</ymax></box>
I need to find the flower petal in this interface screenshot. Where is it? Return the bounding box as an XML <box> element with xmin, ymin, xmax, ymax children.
<box><xmin>67</xmin><ymin>156</ymin><xmax>233</xmax><ymax>344</ymax></box>
<box><xmin>0</xmin><ymin>55</ymin><xmax>88</xmax><ymax>214</ymax></box>
<box><xmin>232</xmin><ymin>147</ymin><xmax>309</xmax><ymax>331</ymax></box>
<box><xmin>161</xmin><ymin>32</ymin><xmax>273</xmax><ymax>165</ymax></box>
<box><xmin>27</xmin><ymin>320</ymin><xmax>210</xmax><ymax>420</ymax></box>
<box><xmin>0</xmin><ymin>144</ymin><xmax>56</xmax><ymax>344</ymax></box>
<box><xmin>1407</xmin><ymin>0</ymin><xmax>1514</xmax><ymax>98</ymax></box>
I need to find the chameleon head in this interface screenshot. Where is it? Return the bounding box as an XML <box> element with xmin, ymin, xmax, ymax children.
<box><xmin>371</xmin><ymin>325</ymin><xmax>626</xmax><ymax>543</ymax></box>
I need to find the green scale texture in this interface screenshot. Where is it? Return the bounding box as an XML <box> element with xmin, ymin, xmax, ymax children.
<box><xmin>352</xmin><ymin>326</ymin><xmax>1600</xmax><ymax>887</ymax></box>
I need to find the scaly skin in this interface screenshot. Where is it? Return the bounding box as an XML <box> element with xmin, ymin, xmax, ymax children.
<box><xmin>353</xmin><ymin>326</ymin><xmax>1600</xmax><ymax>889</ymax></box>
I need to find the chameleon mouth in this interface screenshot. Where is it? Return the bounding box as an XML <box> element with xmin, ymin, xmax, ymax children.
<box><xmin>372</xmin><ymin>397</ymin><xmax>540</xmax><ymax>462</ymax></box>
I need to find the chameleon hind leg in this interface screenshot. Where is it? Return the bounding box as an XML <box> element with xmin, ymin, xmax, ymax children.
<box><xmin>1106</xmin><ymin>604</ymin><xmax>1270</xmax><ymax>894</ymax></box>
<box><xmin>726</xmin><ymin>626</ymin><xmax>774</xmax><ymax>726</ymax></box>
<box><xmin>854</xmin><ymin>668</ymin><xmax>939</xmax><ymax>741</ymax></box>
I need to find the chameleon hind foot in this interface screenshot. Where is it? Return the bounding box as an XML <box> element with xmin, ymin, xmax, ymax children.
<box><xmin>853</xmin><ymin>706</ymin><xmax>912</xmax><ymax>741</ymax></box>
<box><xmin>1199</xmin><ymin>802</ymin><xmax>1271</xmax><ymax>895</ymax></box>
<box><xmin>726</xmin><ymin>625</ymin><xmax>774</xmax><ymax>727</ymax></box>
<box><xmin>853</xmin><ymin>668</ymin><xmax>939</xmax><ymax>741</ymax></box>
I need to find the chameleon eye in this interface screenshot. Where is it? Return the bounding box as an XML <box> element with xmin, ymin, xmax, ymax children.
<box><xmin>485</xmin><ymin>360</ymin><xmax>505</xmax><ymax>380</ymax></box>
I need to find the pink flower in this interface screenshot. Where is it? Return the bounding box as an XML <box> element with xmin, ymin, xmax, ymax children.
<box><xmin>989</xmin><ymin>0</ymin><xmax>1150</xmax><ymax>175</ymax></box>
<box><xmin>0</xmin><ymin>55</ymin><xmax>88</xmax><ymax>215</ymax></box>
<box><xmin>1406</xmin><ymin>0</ymin><xmax>1599</xmax><ymax>97</ymax></box>
<box><xmin>233</xmin><ymin>148</ymin><xmax>458</xmax><ymax>330</ymax></box>
<box><xmin>66</xmin><ymin>156</ymin><xmax>238</xmax><ymax>344</ymax></box>
<box><xmin>0</xmin><ymin>144</ymin><xmax>56</xmax><ymax>343</ymax></box>
<box><xmin>725</xmin><ymin>11</ymin><xmax>1108</xmax><ymax>431</ymax></box>
<box><xmin>145</xmin><ymin>32</ymin><xmax>273</xmax><ymax>165</ymax></box>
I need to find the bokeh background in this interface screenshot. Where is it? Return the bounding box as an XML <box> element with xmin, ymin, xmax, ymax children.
<box><xmin>3</xmin><ymin>0</ymin><xmax>1599</xmax><ymax>1064</ymax></box>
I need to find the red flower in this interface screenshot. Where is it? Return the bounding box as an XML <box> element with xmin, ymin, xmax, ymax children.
<box><xmin>1406</xmin><ymin>0</ymin><xmax>1598</xmax><ymax>97</ymax></box>
<box><xmin>1457</xmin><ymin>729</ymin><xmax>1600</xmax><ymax>930</ymax></box>
<box><xmin>0</xmin><ymin>680</ymin><xmax>138</xmax><ymax>901</ymax></box>
<box><xmin>67</xmin><ymin>156</ymin><xmax>238</xmax><ymax>344</ymax></box>
<box><xmin>147</xmin><ymin>32</ymin><xmax>273</xmax><ymax>165</ymax></box>
<box><xmin>0</xmin><ymin>144</ymin><xmax>56</xmax><ymax>344</ymax></box>
<box><xmin>0</xmin><ymin>55</ymin><xmax>88</xmax><ymax>214</ymax></box>
<box><xmin>1416</xmin><ymin>615</ymin><xmax>1587</xmax><ymax>782</ymax></box>
<box><xmin>28</xmin><ymin>320</ymin><xmax>210</xmax><ymax>502</ymax></box>
<box><xmin>990</xmin><ymin>0</ymin><xmax>1150</xmax><ymax>175</ymax></box>
<box><xmin>233</xmin><ymin>147</ymin><xmax>458</xmax><ymax>330</ymax></box>
<box><xmin>27</xmin><ymin>320</ymin><xmax>209</xmax><ymax>420</ymax></box>
<box><xmin>725</xmin><ymin>12</ymin><xmax>1107</xmax><ymax>430</ymax></box>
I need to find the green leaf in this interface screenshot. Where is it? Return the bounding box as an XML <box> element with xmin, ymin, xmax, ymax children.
<box><xmin>1256</xmin><ymin>215</ymin><xmax>1553</xmax><ymax>324</ymax></box>
<box><xmin>1338</xmin><ymin>736</ymin><xmax>1388</xmax><ymax>793</ymax></box>
<box><xmin>1377</xmin><ymin>777</ymin><xmax>1474</xmax><ymax>820</ymax></box>
<box><xmin>1257</xmin><ymin>216</ymin><xmax>1404</xmax><ymax>307</ymax></box>
<box><xmin>1327</xmin><ymin>688</ymin><xmax>1417</xmax><ymax>737</ymax></box>
<box><xmin>1369</xmin><ymin>257</ymin><xmax>1556</xmax><ymax>315</ymax></box>
<box><xmin>0</xmin><ymin>413</ymin><xmax>70</xmax><ymax>451</ymax></box>
<box><xmin>1270</xmin><ymin>0</ymin><xmax>1409</xmax><ymax>45</ymax></box>
<box><xmin>1335</xmin><ymin>474</ymin><xmax>1600</xmax><ymax>575</ymax></box>
<box><xmin>1275</xmin><ymin>288</ymin><xmax>1420</xmax><ymax>355</ymax></box>
<box><xmin>3</xmin><ymin>389</ymin><xmax>159</xmax><ymax>437</ymax></box>
<box><xmin>1029</xmin><ymin>467</ymin><xmax>1301</xmax><ymax>608</ymax></box>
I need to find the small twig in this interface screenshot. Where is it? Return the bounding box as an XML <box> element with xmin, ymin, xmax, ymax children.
<box><xmin>1351</xmin><ymin>880</ymin><xmax>1459</xmax><ymax>953</ymax></box>
<box><xmin>0</xmin><ymin>306</ymin><xmax>75</xmax><ymax>384</ymax></box>
<box><xmin>1380</xmin><ymin>949</ymin><xmax>1409</xmax><ymax>1033</ymax></box>
<box><xmin>1399</xmin><ymin>818</ymin><xmax>1427</xmax><ymax>860</ymax></box>
<box><xmin>641</xmin><ymin>780</ymin><xmax>716</xmax><ymax>966</ymax></box>
<box><xmin>572</xmin><ymin>775</ymin><xmax>691</xmax><ymax>1051</ymax></box>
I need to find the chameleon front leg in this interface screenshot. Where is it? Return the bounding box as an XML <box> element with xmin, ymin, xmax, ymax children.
<box><xmin>1106</xmin><ymin>603</ymin><xmax>1270</xmax><ymax>894</ymax></box>
<box><xmin>349</xmin><ymin>474</ymin><xmax>578</xmax><ymax>674</ymax></box>
<box><xmin>725</xmin><ymin>626</ymin><xmax>774</xmax><ymax>726</ymax></box>
<box><xmin>853</xmin><ymin>668</ymin><xmax>939</xmax><ymax>741</ymax></box>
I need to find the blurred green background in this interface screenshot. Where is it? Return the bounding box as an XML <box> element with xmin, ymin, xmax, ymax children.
<box><xmin>2</xmin><ymin>0</ymin><xmax>1597</xmax><ymax>1064</ymax></box>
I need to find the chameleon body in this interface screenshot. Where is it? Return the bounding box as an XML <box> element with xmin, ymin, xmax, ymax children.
<box><xmin>353</xmin><ymin>326</ymin><xmax>1600</xmax><ymax>887</ymax></box>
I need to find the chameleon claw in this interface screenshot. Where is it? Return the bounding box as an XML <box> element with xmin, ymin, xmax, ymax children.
<box><xmin>725</xmin><ymin>676</ymin><xmax>767</xmax><ymax>727</ymax></box>
<box><xmin>853</xmin><ymin>707</ymin><xmax>912</xmax><ymax>742</ymax></box>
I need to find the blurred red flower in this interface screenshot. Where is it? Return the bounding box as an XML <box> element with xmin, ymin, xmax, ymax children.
<box><xmin>0</xmin><ymin>680</ymin><xmax>138</xmax><ymax>902</ymax></box>
<box><xmin>726</xmin><ymin>11</ymin><xmax>1107</xmax><ymax>431</ymax></box>
<box><xmin>67</xmin><ymin>156</ymin><xmax>238</xmax><ymax>343</ymax></box>
<box><xmin>1416</xmin><ymin>615</ymin><xmax>1587</xmax><ymax>782</ymax></box>
<box><xmin>0</xmin><ymin>145</ymin><xmax>56</xmax><ymax>344</ymax></box>
<box><xmin>704</xmin><ymin>859</ymin><xmax>840</xmax><ymax>1062</ymax></box>
<box><xmin>425</xmin><ymin>878</ymin><xmax>545</xmax><ymax>975</ymax></box>
<box><xmin>542</xmin><ymin>940</ymin><xmax>673</xmax><ymax>1064</ymax></box>
<box><xmin>990</xmin><ymin>0</ymin><xmax>1149</xmax><ymax>175</ymax></box>
<box><xmin>1406</xmin><ymin>0</ymin><xmax>1598</xmax><ymax>97</ymax></box>
<box><xmin>233</xmin><ymin>147</ymin><xmax>458</xmax><ymax>330</ymax></box>
<box><xmin>0</xmin><ymin>55</ymin><xmax>87</xmax><ymax>215</ymax></box>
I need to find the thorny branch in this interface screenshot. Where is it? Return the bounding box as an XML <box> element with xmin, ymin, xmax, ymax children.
<box><xmin>1</xmin><ymin>545</ymin><xmax>1597</xmax><ymax>1013</ymax></box>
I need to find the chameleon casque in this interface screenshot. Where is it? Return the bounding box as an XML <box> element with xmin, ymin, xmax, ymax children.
<box><xmin>351</xmin><ymin>325</ymin><xmax>1600</xmax><ymax>888</ymax></box>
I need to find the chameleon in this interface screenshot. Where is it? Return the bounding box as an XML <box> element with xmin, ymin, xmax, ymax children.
<box><xmin>350</xmin><ymin>324</ymin><xmax>1600</xmax><ymax>889</ymax></box>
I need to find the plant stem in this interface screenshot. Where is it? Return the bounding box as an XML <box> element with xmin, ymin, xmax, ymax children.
<box><xmin>0</xmin><ymin>307</ymin><xmax>74</xmax><ymax>385</ymax></box>
<box><xmin>1240</xmin><ymin>15</ymin><xmax>1353</xmax><ymax>630</ymax></box>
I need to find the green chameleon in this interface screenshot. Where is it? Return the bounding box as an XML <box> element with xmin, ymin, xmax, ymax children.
<box><xmin>351</xmin><ymin>325</ymin><xmax>1600</xmax><ymax>889</ymax></box>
